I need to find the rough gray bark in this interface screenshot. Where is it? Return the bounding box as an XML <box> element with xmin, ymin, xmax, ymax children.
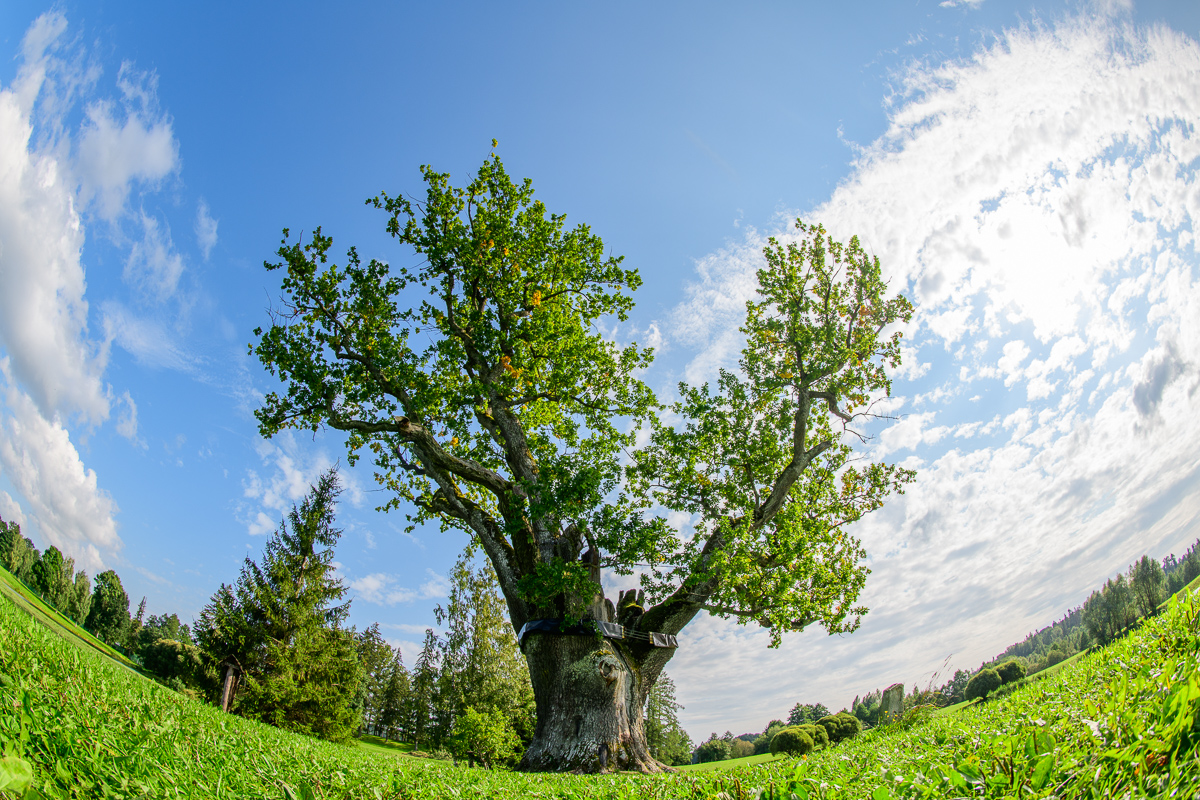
<box><xmin>517</xmin><ymin>564</ymin><xmax>711</xmax><ymax>774</ymax></box>
<box><xmin>519</xmin><ymin>632</ymin><xmax>661</xmax><ymax>773</ymax></box>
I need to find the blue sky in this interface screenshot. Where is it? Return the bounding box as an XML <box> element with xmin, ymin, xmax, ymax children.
<box><xmin>2</xmin><ymin>0</ymin><xmax>1200</xmax><ymax>738</ymax></box>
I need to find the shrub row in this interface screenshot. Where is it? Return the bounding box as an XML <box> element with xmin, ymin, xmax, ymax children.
<box><xmin>965</xmin><ymin>658</ymin><xmax>1027</xmax><ymax>701</ymax></box>
<box><xmin>768</xmin><ymin>712</ymin><xmax>861</xmax><ymax>756</ymax></box>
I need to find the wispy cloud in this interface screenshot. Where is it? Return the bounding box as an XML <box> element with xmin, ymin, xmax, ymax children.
<box><xmin>76</xmin><ymin>62</ymin><xmax>179</xmax><ymax>222</ymax></box>
<box><xmin>664</xmin><ymin>13</ymin><xmax>1200</xmax><ymax>738</ymax></box>
<box><xmin>349</xmin><ymin>569</ymin><xmax>449</xmax><ymax>606</ymax></box>
<box><xmin>194</xmin><ymin>199</ymin><xmax>217</xmax><ymax>260</ymax></box>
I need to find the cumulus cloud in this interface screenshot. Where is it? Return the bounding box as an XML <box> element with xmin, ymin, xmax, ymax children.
<box><xmin>663</xmin><ymin>14</ymin><xmax>1200</xmax><ymax>737</ymax></box>
<box><xmin>349</xmin><ymin>569</ymin><xmax>449</xmax><ymax>606</ymax></box>
<box><xmin>0</xmin><ymin>491</ymin><xmax>27</xmax><ymax>528</ymax></box>
<box><xmin>76</xmin><ymin>63</ymin><xmax>178</xmax><ymax>221</ymax></box>
<box><xmin>0</xmin><ymin>17</ymin><xmax>109</xmax><ymax>426</ymax></box>
<box><xmin>0</xmin><ymin>383</ymin><xmax>118</xmax><ymax>571</ymax></box>
<box><xmin>0</xmin><ymin>13</ymin><xmax>189</xmax><ymax>568</ymax></box>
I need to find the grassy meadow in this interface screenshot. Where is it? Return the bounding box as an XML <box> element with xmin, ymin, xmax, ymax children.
<box><xmin>2</xmin><ymin>579</ymin><xmax>1200</xmax><ymax>798</ymax></box>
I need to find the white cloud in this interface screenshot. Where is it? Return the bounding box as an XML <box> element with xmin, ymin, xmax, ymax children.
<box><xmin>0</xmin><ymin>14</ymin><xmax>189</xmax><ymax>574</ymax></box>
<box><xmin>0</xmin><ymin>18</ymin><xmax>110</xmax><ymax>426</ymax></box>
<box><xmin>101</xmin><ymin>302</ymin><xmax>195</xmax><ymax>371</ymax></box>
<box><xmin>0</xmin><ymin>383</ymin><xmax>118</xmax><ymax>571</ymax></box>
<box><xmin>195</xmin><ymin>199</ymin><xmax>217</xmax><ymax>260</ymax></box>
<box><xmin>114</xmin><ymin>390</ymin><xmax>145</xmax><ymax>448</ymax></box>
<box><xmin>997</xmin><ymin>340</ymin><xmax>1030</xmax><ymax>386</ymax></box>
<box><xmin>670</xmin><ymin>233</ymin><xmax>764</xmax><ymax>384</ymax></box>
<box><xmin>663</xmin><ymin>13</ymin><xmax>1200</xmax><ymax>738</ymax></box>
<box><xmin>873</xmin><ymin>411</ymin><xmax>952</xmax><ymax>457</ymax></box>
<box><xmin>0</xmin><ymin>491</ymin><xmax>27</xmax><ymax>528</ymax></box>
<box><xmin>349</xmin><ymin>569</ymin><xmax>449</xmax><ymax>606</ymax></box>
<box><xmin>124</xmin><ymin>212</ymin><xmax>184</xmax><ymax>301</ymax></box>
<box><xmin>382</xmin><ymin>622</ymin><xmax>440</xmax><ymax>636</ymax></box>
<box><xmin>240</xmin><ymin>434</ymin><xmax>367</xmax><ymax>536</ymax></box>
<box><xmin>76</xmin><ymin>63</ymin><xmax>178</xmax><ymax>222</ymax></box>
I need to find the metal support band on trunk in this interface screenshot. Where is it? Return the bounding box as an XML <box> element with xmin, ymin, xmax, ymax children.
<box><xmin>517</xmin><ymin>618</ymin><xmax>678</xmax><ymax>649</ymax></box>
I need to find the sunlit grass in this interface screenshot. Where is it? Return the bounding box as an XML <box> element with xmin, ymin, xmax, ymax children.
<box><xmin>3</xmin><ymin>562</ymin><xmax>1199</xmax><ymax>798</ymax></box>
<box><xmin>677</xmin><ymin>752</ymin><xmax>786</xmax><ymax>772</ymax></box>
<box><xmin>0</xmin><ymin>564</ymin><xmax>139</xmax><ymax>671</ymax></box>
<box><xmin>355</xmin><ymin>735</ymin><xmax>417</xmax><ymax>757</ymax></box>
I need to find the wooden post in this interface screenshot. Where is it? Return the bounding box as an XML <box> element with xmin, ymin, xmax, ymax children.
<box><xmin>219</xmin><ymin>658</ymin><xmax>242</xmax><ymax>713</ymax></box>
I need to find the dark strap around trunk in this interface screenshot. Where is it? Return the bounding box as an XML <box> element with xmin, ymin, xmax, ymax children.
<box><xmin>517</xmin><ymin>618</ymin><xmax>677</xmax><ymax>649</ymax></box>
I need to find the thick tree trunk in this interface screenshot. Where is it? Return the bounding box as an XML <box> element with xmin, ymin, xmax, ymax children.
<box><xmin>519</xmin><ymin>632</ymin><xmax>667</xmax><ymax>774</ymax></box>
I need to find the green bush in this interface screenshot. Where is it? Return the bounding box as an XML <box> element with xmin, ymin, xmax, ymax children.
<box><xmin>729</xmin><ymin>739</ymin><xmax>755</xmax><ymax>759</ymax></box>
<box><xmin>817</xmin><ymin>713</ymin><xmax>861</xmax><ymax>744</ymax></box>
<box><xmin>795</xmin><ymin>723</ymin><xmax>828</xmax><ymax>749</ymax></box>
<box><xmin>447</xmin><ymin>706</ymin><xmax>522</xmax><ymax>769</ymax></box>
<box><xmin>769</xmin><ymin>726</ymin><xmax>814</xmax><ymax>756</ymax></box>
<box><xmin>997</xmin><ymin>659</ymin><xmax>1027</xmax><ymax>684</ymax></box>
<box><xmin>141</xmin><ymin>638</ymin><xmax>209</xmax><ymax>693</ymax></box>
<box><xmin>695</xmin><ymin>738</ymin><xmax>731</xmax><ymax>763</ymax></box>
<box><xmin>965</xmin><ymin>667</ymin><xmax>1002</xmax><ymax>701</ymax></box>
<box><xmin>753</xmin><ymin>721</ymin><xmax>786</xmax><ymax>755</ymax></box>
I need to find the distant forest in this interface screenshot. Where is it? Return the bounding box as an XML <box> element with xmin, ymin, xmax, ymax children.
<box><xmin>847</xmin><ymin>538</ymin><xmax>1200</xmax><ymax>726</ymax></box>
<box><xmin>696</xmin><ymin>537</ymin><xmax>1200</xmax><ymax>764</ymax></box>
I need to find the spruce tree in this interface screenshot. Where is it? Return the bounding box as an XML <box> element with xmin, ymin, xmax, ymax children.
<box><xmin>645</xmin><ymin>673</ymin><xmax>692</xmax><ymax>766</ymax></box>
<box><xmin>408</xmin><ymin>628</ymin><xmax>440</xmax><ymax>750</ymax></box>
<box><xmin>195</xmin><ymin>467</ymin><xmax>363</xmax><ymax>742</ymax></box>
<box><xmin>354</xmin><ymin>623</ymin><xmax>396</xmax><ymax>735</ymax></box>
<box><xmin>378</xmin><ymin>651</ymin><xmax>411</xmax><ymax>742</ymax></box>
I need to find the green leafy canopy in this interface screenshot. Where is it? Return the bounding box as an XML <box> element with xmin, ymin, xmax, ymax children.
<box><xmin>251</xmin><ymin>152</ymin><xmax>914</xmax><ymax>645</ymax></box>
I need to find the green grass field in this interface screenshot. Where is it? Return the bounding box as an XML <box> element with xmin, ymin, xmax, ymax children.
<box><xmin>0</xmin><ymin>565</ymin><xmax>140</xmax><ymax>672</ymax></box>
<box><xmin>3</xmin><ymin>575</ymin><xmax>1200</xmax><ymax>798</ymax></box>
<box><xmin>676</xmin><ymin>752</ymin><xmax>785</xmax><ymax>773</ymax></box>
<box><xmin>355</xmin><ymin>735</ymin><xmax>417</xmax><ymax>758</ymax></box>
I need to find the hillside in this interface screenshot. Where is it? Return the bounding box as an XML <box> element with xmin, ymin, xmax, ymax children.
<box><xmin>3</xmin><ymin>568</ymin><xmax>1200</xmax><ymax>797</ymax></box>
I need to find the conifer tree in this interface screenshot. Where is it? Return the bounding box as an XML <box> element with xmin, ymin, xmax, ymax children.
<box><xmin>378</xmin><ymin>650</ymin><xmax>412</xmax><ymax>742</ymax></box>
<box><xmin>645</xmin><ymin>673</ymin><xmax>692</xmax><ymax>766</ymax></box>
<box><xmin>354</xmin><ymin>623</ymin><xmax>396</xmax><ymax>735</ymax></box>
<box><xmin>195</xmin><ymin>467</ymin><xmax>363</xmax><ymax>742</ymax></box>
<box><xmin>408</xmin><ymin>629</ymin><xmax>440</xmax><ymax>750</ymax></box>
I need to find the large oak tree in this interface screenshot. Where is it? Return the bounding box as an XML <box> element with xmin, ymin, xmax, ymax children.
<box><xmin>251</xmin><ymin>152</ymin><xmax>913</xmax><ymax>772</ymax></box>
